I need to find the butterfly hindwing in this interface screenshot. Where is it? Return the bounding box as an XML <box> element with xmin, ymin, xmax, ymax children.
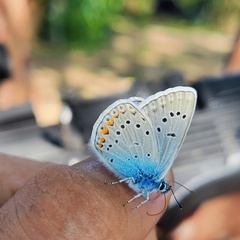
<box><xmin>140</xmin><ymin>87</ymin><xmax>197</xmax><ymax>177</ymax></box>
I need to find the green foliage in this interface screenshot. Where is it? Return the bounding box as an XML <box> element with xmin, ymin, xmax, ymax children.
<box><xmin>39</xmin><ymin>0</ymin><xmax>240</xmax><ymax>50</ymax></box>
<box><xmin>39</xmin><ymin>0</ymin><xmax>126</xmax><ymax>49</ymax></box>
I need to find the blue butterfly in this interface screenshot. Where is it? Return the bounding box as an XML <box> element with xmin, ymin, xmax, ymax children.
<box><xmin>90</xmin><ymin>86</ymin><xmax>197</xmax><ymax>208</ymax></box>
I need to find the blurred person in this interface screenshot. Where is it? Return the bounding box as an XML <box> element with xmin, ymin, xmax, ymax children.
<box><xmin>0</xmin><ymin>0</ymin><xmax>42</xmax><ymax>109</ymax></box>
<box><xmin>0</xmin><ymin>0</ymin><xmax>62</xmax><ymax>126</ymax></box>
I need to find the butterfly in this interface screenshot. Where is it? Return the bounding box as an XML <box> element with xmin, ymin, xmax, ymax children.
<box><xmin>90</xmin><ymin>86</ymin><xmax>197</xmax><ymax>208</ymax></box>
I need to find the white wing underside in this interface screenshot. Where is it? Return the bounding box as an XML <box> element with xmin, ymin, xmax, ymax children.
<box><xmin>90</xmin><ymin>86</ymin><xmax>197</xmax><ymax>180</ymax></box>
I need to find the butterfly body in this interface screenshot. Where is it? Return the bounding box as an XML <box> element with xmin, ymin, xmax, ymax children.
<box><xmin>90</xmin><ymin>86</ymin><xmax>197</xmax><ymax>207</ymax></box>
<box><xmin>130</xmin><ymin>172</ymin><xmax>170</xmax><ymax>195</ymax></box>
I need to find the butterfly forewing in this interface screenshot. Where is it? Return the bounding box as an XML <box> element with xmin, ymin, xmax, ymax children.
<box><xmin>90</xmin><ymin>100</ymin><xmax>160</xmax><ymax>180</ymax></box>
<box><xmin>140</xmin><ymin>87</ymin><xmax>197</xmax><ymax>176</ymax></box>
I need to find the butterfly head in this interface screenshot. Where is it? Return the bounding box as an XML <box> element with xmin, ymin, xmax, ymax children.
<box><xmin>157</xmin><ymin>179</ymin><xmax>171</xmax><ymax>194</ymax></box>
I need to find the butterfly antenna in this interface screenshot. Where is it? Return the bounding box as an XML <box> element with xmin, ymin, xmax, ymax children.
<box><xmin>132</xmin><ymin>81</ymin><xmax>144</xmax><ymax>97</ymax></box>
<box><xmin>146</xmin><ymin>194</ymin><xmax>167</xmax><ymax>216</ymax></box>
<box><xmin>173</xmin><ymin>180</ymin><xmax>195</xmax><ymax>194</ymax></box>
<box><xmin>170</xmin><ymin>188</ymin><xmax>182</xmax><ymax>210</ymax></box>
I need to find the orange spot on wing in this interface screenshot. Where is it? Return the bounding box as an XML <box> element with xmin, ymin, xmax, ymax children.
<box><xmin>101</xmin><ymin>126</ymin><xmax>109</xmax><ymax>135</ymax></box>
<box><xmin>113</xmin><ymin>113</ymin><xmax>119</xmax><ymax>118</ymax></box>
<box><xmin>106</xmin><ymin>118</ymin><xmax>114</xmax><ymax>126</ymax></box>
<box><xmin>98</xmin><ymin>143</ymin><xmax>103</xmax><ymax>148</ymax></box>
<box><xmin>100</xmin><ymin>137</ymin><xmax>105</xmax><ymax>143</ymax></box>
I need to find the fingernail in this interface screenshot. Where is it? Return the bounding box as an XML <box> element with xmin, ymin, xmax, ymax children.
<box><xmin>171</xmin><ymin>222</ymin><xmax>195</xmax><ymax>240</ymax></box>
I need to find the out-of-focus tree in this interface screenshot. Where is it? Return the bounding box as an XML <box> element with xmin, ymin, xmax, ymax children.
<box><xmin>39</xmin><ymin>0</ymin><xmax>129</xmax><ymax>48</ymax></box>
<box><xmin>178</xmin><ymin>0</ymin><xmax>240</xmax><ymax>32</ymax></box>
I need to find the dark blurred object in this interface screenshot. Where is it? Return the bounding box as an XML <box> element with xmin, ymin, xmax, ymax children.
<box><xmin>0</xmin><ymin>44</ymin><xmax>11</xmax><ymax>81</ymax></box>
<box><xmin>193</xmin><ymin>73</ymin><xmax>240</xmax><ymax>109</ymax></box>
<box><xmin>155</xmin><ymin>0</ymin><xmax>183</xmax><ymax>16</ymax></box>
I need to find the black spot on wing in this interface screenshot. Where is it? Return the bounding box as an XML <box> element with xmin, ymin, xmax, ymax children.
<box><xmin>167</xmin><ymin>133</ymin><xmax>176</xmax><ymax>137</ymax></box>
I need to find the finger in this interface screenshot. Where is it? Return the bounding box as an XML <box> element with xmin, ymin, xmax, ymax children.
<box><xmin>0</xmin><ymin>153</ymin><xmax>53</xmax><ymax>206</ymax></box>
<box><xmin>171</xmin><ymin>193</ymin><xmax>240</xmax><ymax>240</ymax></box>
<box><xmin>0</xmin><ymin>156</ymin><xmax>172</xmax><ymax>239</ymax></box>
<box><xmin>74</xmin><ymin>156</ymin><xmax>173</xmax><ymax>239</ymax></box>
<box><xmin>144</xmin><ymin>227</ymin><xmax>158</xmax><ymax>240</ymax></box>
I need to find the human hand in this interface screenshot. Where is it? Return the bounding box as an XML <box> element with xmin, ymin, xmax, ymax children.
<box><xmin>171</xmin><ymin>192</ymin><xmax>240</xmax><ymax>240</ymax></box>
<box><xmin>0</xmin><ymin>153</ymin><xmax>53</xmax><ymax>207</ymax></box>
<box><xmin>0</xmin><ymin>153</ymin><xmax>172</xmax><ymax>240</ymax></box>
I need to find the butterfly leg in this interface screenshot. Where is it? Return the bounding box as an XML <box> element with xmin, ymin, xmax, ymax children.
<box><xmin>134</xmin><ymin>191</ymin><xmax>150</xmax><ymax>209</ymax></box>
<box><xmin>123</xmin><ymin>192</ymin><xmax>143</xmax><ymax>206</ymax></box>
<box><xmin>107</xmin><ymin>177</ymin><xmax>134</xmax><ymax>185</ymax></box>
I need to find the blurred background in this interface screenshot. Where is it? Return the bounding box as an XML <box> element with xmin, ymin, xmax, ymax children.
<box><xmin>32</xmin><ymin>0</ymin><xmax>239</xmax><ymax>127</ymax></box>
<box><xmin>1</xmin><ymin>0</ymin><xmax>240</xmax><ymax>237</ymax></box>
<box><xmin>2</xmin><ymin>0</ymin><xmax>239</xmax><ymax>124</ymax></box>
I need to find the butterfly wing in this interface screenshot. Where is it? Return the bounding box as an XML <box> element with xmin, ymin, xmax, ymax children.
<box><xmin>140</xmin><ymin>87</ymin><xmax>197</xmax><ymax>177</ymax></box>
<box><xmin>90</xmin><ymin>99</ymin><xmax>160</xmax><ymax>181</ymax></box>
